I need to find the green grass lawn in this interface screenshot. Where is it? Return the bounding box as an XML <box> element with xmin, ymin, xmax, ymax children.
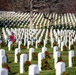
<box><xmin>0</xmin><ymin>41</ymin><xmax>76</xmax><ymax>75</ymax></box>
<box><xmin>0</xmin><ymin>28</ymin><xmax>76</xmax><ymax>75</ymax></box>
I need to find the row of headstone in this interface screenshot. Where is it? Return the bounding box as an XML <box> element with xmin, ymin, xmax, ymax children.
<box><xmin>50</xmin><ymin>29</ymin><xmax>76</xmax><ymax>50</ymax></box>
<box><xmin>3</xmin><ymin>28</ymin><xmax>76</xmax><ymax>52</ymax></box>
<box><xmin>0</xmin><ymin>48</ymin><xmax>67</xmax><ymax>75</ymax></box>
<box><xmin>4</xmin><ymin>28</ymin><xmax>38</xmax><ymax>50</ymax></box>
<box><xmin>17</xmin><ymin>47</ymin><xmax>74</xmax><ymax>75</ymax></box>
<box><xmin>2</xmin><ymin>28</ymin><xmax>76</xmax><ymax>75</ymax></box>
<box><xmin>19</xmin><ymin>46</ymin><xmax>47</xmax><ymax>74</ymax></box>
<box><xmin>0</xmin><ymin>12</ymin><xmax>76</xmax><ymax>28</ymax></box>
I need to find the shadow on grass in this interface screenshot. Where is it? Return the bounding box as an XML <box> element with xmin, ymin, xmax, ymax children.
<box><xmin>9</xmin><ymin>72</ymin><xmax>18</xmax><ymax>75</ymax></box>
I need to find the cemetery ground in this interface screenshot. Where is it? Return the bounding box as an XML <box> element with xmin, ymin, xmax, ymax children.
<box><xmin>0</xmin><ymin>12</ymin><xmax>76</xmax><ymax>75</ymax></box>
<box><xmin>0</xmin><ymin>28</ymin><xmax>76</xmax><ymax>75</ymax></box>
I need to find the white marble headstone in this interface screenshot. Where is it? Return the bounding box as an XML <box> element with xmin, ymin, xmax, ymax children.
<box><xmin>8</xmin><ymin>41</ymin><xmax>12</xmax><ymax>51</ymax></box>
<box><xmin>36</xmin><ymin>40</ymin><xmax>38</xmax><ymax>48</ymax></box>
<box><xmin>44</xmin><ymin>40</ymin><xmax>47</xmax><ymax>47</ymax></box>
<box><xmin>61</xmin><ymin>42</ymin><xmax>64</xmax><ymax>51</ymax></box>
<box><xmin>54</xmin><ymin>51</ymin><xmax>60</xmax><ymax>68</ymax></box>
<box><xmin>38</xmin><ymin>52</ymin><xmax>45</xmax><ymax>71</ymax></box>
<box><xmin>42</xmin><ymin>47</ymin><xmax>47</xmax><ymax>53</ymax></box>
<box><xmin>20</xmin><ymin>54</ymin><xmax>27</xmax><ymax>73</ymax></box>
<box><xmin>51</xmin><ymin>38</ymin><xmax>54</xmax><ymax>47</ymax></box>
<box><xmin>14</xmin><ymin>48</ymin><xmax>20</xmax><ymax>63</ymax></box>
<box><xmin>0</xmin><ymin>49</ymin><xmax>5</xmax><ymax>56</ymax></box>
<box><xmin>29</xmin><ymin>48</ymin><xmax>34</xmax><ymax>61</ymax></box>
<box><xmin>27</xmin><ymin>41</ymin><xmax>31</xmax><ymax>49</ymax></box>
<box><xmin>0</xmin><ymin>68</ymin><xmax>8</xmax><ymax>75</ymax></box>
<box><xmin>0</xmin><ymin>56</ymin><xmax>7</xmax><ymax>68</ymax></box>
<box><xmin>56</xmin><ymin>62</ymin><xmax>65</xmax><ymax>75</ymax></box>
<box><xmin>18</xmin><ymin>41</ymin><xmax>22</xmax><ymax>49</ymax></box>
<box><xmin>69</xmin><ymin>50</ymin><xmax>74</xmax><ymax>67</ymax></box>
<box><xmin>53</xmin><ymin>46</ymin><xmax>58</xmax><ymax>58</ymax></box>
<box><xmin>29</xmin><ymin>64</ymin><xmax>39</xmax><ymax>75</ymax></box>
